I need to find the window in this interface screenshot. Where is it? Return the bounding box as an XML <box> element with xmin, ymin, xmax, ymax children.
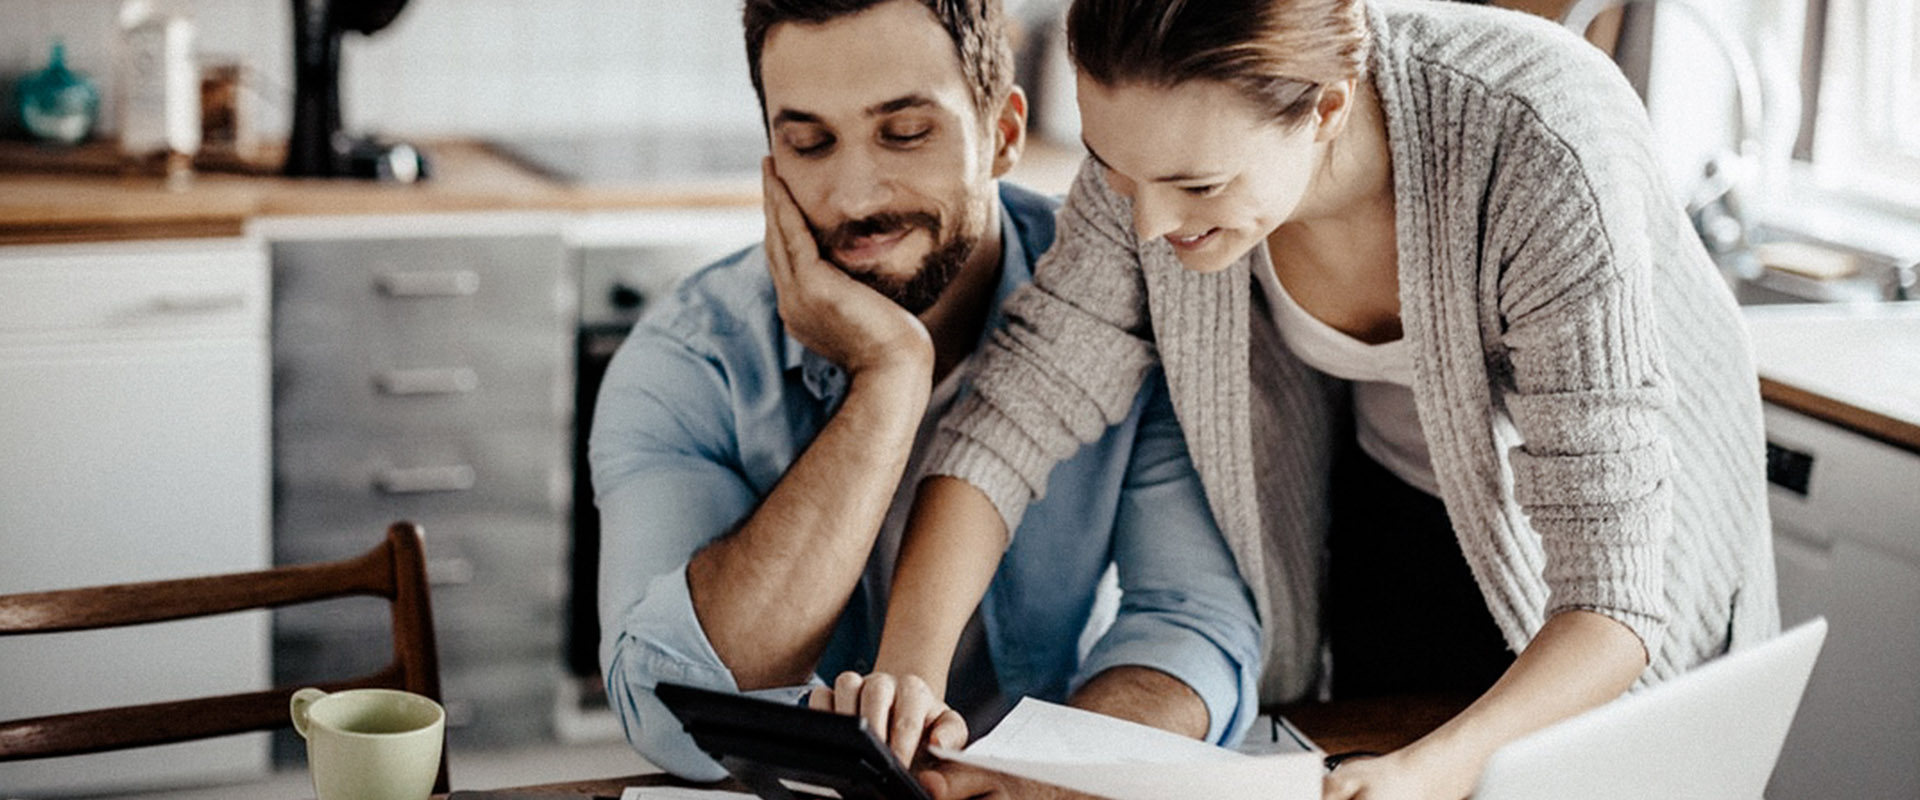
<box><xmin>1803</xmin><ymin>0</ymin><xmax>1920</xmax><ymax>210</ymax></box>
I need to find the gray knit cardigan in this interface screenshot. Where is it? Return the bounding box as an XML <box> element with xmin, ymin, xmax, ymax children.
<box><xmin>925</xmin><ymin>0</ymin><xmax>1780</xmax><ymax>704</ymax></box>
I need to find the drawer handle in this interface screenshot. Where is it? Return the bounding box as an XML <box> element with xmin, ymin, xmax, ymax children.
<box><xmin>152</xmin><ymin>292</ymin><xmax>249</xmax><ymax>314</ymax></box>
<box><xmin>376</xmin><ymin>367</ymin><xmax>479</xmax><ymax>396</ymax></box>
<box><xmin>375</xmin><ymin>465</ymin><xmax>476</xmax><ymax>494</ymax></box>
<box><xmin>376</xmin><ymin>270</ymin><xmax>480</xmax><ymax>298</ymax></box>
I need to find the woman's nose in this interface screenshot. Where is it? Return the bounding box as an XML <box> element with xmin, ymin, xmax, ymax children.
<box><xmin>1131</xmin><ymin>194</ymin><xmax>1180</xmax><ymax>242</ymax></box>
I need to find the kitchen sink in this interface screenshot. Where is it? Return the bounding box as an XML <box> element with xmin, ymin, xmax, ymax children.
<box><xmin>1732</xmin><ymin>226</ymin><xmax>1917</xmax><ymax>306</ymax></box>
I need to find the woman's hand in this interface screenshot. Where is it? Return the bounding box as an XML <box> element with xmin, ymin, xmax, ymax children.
<box><xmin>1320</xmin><ymin>749</ymin><xmax>1477</xmax><ymax>800</ymax></box>
<box><xmin>1323</xmin><ymin>610</ymin><xmax>1647</xmax><ymax>799</ymax></box>
<box><xmin>808</xmin><ymin>670</ymin><xmax>968</xmax><ymax>767</ymax></box>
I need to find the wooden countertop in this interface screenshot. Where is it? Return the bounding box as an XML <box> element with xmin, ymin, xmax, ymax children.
<box><xmin>1746</xmin><ymin>302</ymin><xmax>1920</xmax><ymax>455</ymax></box>
<box><xmin>0</xmin><ymin>138</ymin><xmax>1086</xmax><ymax>246</ymax></box>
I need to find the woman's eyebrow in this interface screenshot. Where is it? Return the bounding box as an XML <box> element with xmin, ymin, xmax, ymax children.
<box><xmin>1081</xmin><ymin>138</ymin><xmax>1221</xmax><ymax>183</ymax></box>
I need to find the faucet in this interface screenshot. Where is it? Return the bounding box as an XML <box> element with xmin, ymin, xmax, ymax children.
<box><xmin>1562</xmin><ymin>0</ymin><xmax>1768</xmax><ymax>282</ymax></box>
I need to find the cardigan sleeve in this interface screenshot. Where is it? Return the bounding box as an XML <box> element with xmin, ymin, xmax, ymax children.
<box><xmin>1486</xmin><ymin>96</ymin><xmax>1679</xmax><ymax>660</ymax></box>
<box><xmin>925</xmin><ymin>159</ymin><xmax>1161</xmax><ymax>533</ymax></box>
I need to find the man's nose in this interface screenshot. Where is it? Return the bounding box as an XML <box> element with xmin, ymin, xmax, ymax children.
<box><xmin>824</xmin><ymin>148</ymin><xmax>895</xmax><ymax>221</ymax></box>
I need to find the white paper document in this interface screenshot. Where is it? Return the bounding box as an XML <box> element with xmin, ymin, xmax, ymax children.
<box><xmin>620</xmin><ymin>786</ymin><xmax>758</xmax><ymax>800</ymax></box>
<box><xmin>931</xmin><ymin>698</ymin><xmax>1323</xmax><ymax>800</ymax></box>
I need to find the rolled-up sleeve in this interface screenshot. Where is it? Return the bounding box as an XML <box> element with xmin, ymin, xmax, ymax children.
<box><xmin>601</xmin><ymin>565</ymin><xmax>818</xmax><ymax>780</ymax></box>
<box><xmin>1488</xmin><ymin>100</ymin><xmax>1676</xmax><ymax>660</ymax></box>
<box><xmin>1072</xmin><ymin>374</ymin><xmax>1262</xmax><ymax>746</ymax></box>
<box><xmin>591</xmin><ymin>322</ymin><xmax>811</xmax><ymax>779</ymax></box>
<box><xmin>927</xmin><ymin>159</ymin><xmax>1161</xmax><ymax>534</ymax></box>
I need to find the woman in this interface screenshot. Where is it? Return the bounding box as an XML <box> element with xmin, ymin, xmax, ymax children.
<box><xmin>855</xmin><ymin>0</ymin><xmax>1778</xmax><ymax>796</ymax></box>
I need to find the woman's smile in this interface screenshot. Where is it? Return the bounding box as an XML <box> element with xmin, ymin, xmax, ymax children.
<box><xmin>1166</xmin><ymin>228</ymin><xmax>1221</xmax><ymax>250</ymax></box>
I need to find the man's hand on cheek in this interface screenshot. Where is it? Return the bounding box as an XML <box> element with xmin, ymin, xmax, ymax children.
<box><xmin>762</xmin><ymin>158</ymin><xmax>934</xmax><ymax>380</ymax></box>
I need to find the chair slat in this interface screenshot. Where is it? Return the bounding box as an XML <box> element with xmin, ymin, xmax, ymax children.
<box><xmin>0</xmin><ymin>522</ymin><xmax>447</xmax><ymax>793</ymax></box>
<box><xmin>0</xmin><ymin>666</ymin><xmax>404</xmax><ymax>760</ymax></box>
<box><xmin>0</xmin><ymin>546</ymin><xmax>392</xmax><ymax>635</ymax></box>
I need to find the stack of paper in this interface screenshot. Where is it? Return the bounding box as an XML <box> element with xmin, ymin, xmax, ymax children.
<box><xmin>621</xmin><ymin>787</ymin><xmax>757</xmax><ymax>800</ymax></box>
<box><xmin>931</xmin><ymin>698</ymin><xmax>1323</xmax><ymax>799</ymax></box>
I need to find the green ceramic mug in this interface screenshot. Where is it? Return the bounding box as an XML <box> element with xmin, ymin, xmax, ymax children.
<box><xmin>290</xmin><ymin>687</ymin><xmax>445</xmax><ymax>800</ymax></box>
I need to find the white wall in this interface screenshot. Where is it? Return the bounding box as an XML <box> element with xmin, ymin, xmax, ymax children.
<box><xmin>0</xmin><ymin>0</ymin><xmax>763</xmax><ymax>140</ymax></box>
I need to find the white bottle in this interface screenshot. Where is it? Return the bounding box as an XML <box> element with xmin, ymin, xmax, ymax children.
<box><xmin>117</xmin><ymin>0</ymin><xmax>201</xmax><ymax>165</ymax></box>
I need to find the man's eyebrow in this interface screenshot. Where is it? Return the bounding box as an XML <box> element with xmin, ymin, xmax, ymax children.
<box><xmin>869</xmin><ymin>94</ymin><xmax>938</xmax><ymax>116</ymax></box>
<box><xmin>771</xmin><ymin>95</ymin><xmax>934</xmax><ymax>128</ymax></box>
<box><xmin>771</xmin><ymin>108</ymin><xmax>822</xmax><ymax>127</ymax></box>
<box><xmin>1081</xmin><ymin>137</ymin><xmax>1219</xmax><ymax>183</ymax></box>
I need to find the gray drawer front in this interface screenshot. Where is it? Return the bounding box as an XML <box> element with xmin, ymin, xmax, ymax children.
<box><xmin>272</xmin><ymin>236</ymin><xmax>568</xmax><ymax>346</ymax></box>
<box><xmin>274</xmin><ymin>431</ymin><xmax>565</xmax><ymax>534</ymax></box>
<box><xmin>274</xmin><ymin>513</ymin><xmax>564</xmax><ymax>608</ymax></box>
<box><xmin>275</xmin><ymin>335</ymin><xmax>566</xmax><ymax>434</ymax></box>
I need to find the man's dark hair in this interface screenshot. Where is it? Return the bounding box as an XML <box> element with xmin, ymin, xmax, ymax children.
<box><xmin>743</xmin><ymin>0</ymin><xmax>1015</xmax><ymax>122</ymax></box>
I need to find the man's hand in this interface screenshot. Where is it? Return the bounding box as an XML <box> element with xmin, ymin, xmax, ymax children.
<box><xmin>763</xmin><ymin>158</ymin><xmax>934</xmax><ymax>380</ymax></box>
<box><xmin>808</xmin><ymin>670</ymin><xmax>967</xmax><ymax>767</ymax></box>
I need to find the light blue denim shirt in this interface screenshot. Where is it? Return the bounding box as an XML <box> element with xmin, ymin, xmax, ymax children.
<box><xmin>590</xmin><ymin>182</ymin><xmax>1260</xmax><ymax>780</ymax></box>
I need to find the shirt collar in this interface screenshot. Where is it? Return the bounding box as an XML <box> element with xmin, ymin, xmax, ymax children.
<box><xmin>785</xmin><ymin>184</ymin><xmax>1033</xmax><ymax>401</ymax></box>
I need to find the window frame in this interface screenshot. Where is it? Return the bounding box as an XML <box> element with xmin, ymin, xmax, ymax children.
<box><xmin>1798</xmin><ymin>0</ymin><xmax>1920</xmax><ymax>212</ymax></box>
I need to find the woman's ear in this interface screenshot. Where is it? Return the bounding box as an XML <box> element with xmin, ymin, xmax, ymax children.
<box><xmin>1312</xmin><ymin>78</ymin><xmax>1359</xmax><ymax>143</ymax></box>
<box><xmin>990</xmin><ymin>86</ymin><xmax>1029</xmax><ymax>178</ymax></box>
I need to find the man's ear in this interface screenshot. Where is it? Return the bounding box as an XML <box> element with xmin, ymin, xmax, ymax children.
<box><xmin>1312</xmin><ymin>78</ymin><xmax>1358</xmax><ymax>143</ymax></box>
<box><xmin>990</xmin><ymin>86</ymin><xmax>1028</xmax><ymax>178</ymax></box>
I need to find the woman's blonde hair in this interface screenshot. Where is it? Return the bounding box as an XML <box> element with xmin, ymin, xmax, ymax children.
<box><xmin>1067</xmin><ymin>0</ymin><xmax>1370</xmax><ymax>126</ymax></box>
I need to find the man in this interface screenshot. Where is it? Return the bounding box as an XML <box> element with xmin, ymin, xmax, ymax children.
<box><xmin>590</xmin><ymin>0</ymin><xmax>1260</xmax><ymax>785</ymax></box>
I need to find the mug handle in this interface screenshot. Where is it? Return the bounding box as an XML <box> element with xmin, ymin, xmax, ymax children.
<box><xmin>290</xmin><ymin>687</ymin><xmax>328</xmax><ymax>739</ymax></box>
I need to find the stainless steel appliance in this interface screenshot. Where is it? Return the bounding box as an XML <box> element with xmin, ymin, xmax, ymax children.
<box><xmin>266</xmin><ymin>215</ymin><xmax>573</xmax><ymax>755</ymax></box>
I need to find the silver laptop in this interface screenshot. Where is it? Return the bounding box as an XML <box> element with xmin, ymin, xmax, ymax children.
<box><xmin>1474</xmin><ymin>618</ymin><xmax>1827</xmax><ymax>800</ymax></box>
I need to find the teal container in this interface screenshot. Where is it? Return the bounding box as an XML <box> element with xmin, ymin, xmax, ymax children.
<box><xmin>16</xmin><ymin>42</ymin><xmax>100</xmax><ymax>145</ymax></box>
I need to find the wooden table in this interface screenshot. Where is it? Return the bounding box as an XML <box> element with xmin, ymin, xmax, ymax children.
<box><xmin>454</xmin><ymin>694</ymin><xmax>1473</xmax><ymax>797</ymax></box>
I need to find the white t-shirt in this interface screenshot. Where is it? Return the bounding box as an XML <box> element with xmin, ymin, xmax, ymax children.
<box><xmin>1251</xmin><ymin>255</ymin><xmax>1440</xmax><ymax>497</ymax></box>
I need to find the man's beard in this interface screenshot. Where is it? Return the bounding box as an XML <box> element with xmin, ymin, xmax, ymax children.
<box><xmin>815</xmin><ymin>210</ymin><xmax>979</xmax><ymax>315</ymax></box>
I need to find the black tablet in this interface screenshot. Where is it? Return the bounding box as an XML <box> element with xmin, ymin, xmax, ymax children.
<box><xmin>654</xmin><ymin>682</ymin><xmax>935</xmax><ymax>800</ymax></box>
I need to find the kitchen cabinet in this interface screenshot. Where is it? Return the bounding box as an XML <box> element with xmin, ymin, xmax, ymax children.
<box><xmin>0</xmin><ymin>238</ymin><xmax>271</xmax><ymax>796</ymax></box>
<box><xmin>1744</xmin><ymin>303</ymin><xmax>1920</xmax><ymax>798</ymax></box>
<box><xmin>263</xmin><ymin>213</ymin><xmax>573</xmax><ymax>757</ymax></box>
<box><xmin>1764</xmin><ymin>405</ymin><xmax>1920</xmax><ymax>798</ymax></box>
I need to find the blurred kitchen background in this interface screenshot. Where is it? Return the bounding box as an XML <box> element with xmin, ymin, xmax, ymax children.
<box><xmin>0</xmin><ymin>0</ymin><xmax>765</xmax><ymax>142</ymax></box>
<box><xmin>0</xmin><ymin>0</ymin><xmax>1914</xmax><ymax>798</ymax></box>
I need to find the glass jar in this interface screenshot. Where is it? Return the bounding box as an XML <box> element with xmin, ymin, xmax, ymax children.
<box><xmin>16</xmin><ymin>41</ymin><xmax>100</xmax><ymax>145</ymax></box>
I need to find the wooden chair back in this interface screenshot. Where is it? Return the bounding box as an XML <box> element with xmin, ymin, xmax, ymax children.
<box><xmin>0</xmin><ymin>521</ymin><xmax>449</xmax><ymax>793</ymax></box>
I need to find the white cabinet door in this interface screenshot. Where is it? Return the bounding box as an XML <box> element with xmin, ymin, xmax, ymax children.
<box><xmin>0</xmin><ymin>239</ymin><xmax>271</xmax><ymax>796</ymax></box>
<box><xmin>1765</xmin><ymin>404</ymin><xmax>1920</xmax><ymax>799</ymax></box>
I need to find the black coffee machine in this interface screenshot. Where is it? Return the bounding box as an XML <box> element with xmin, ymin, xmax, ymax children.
<box><xmin>286</xmin><ymin>0</ymin><xmax>429</xmax><ymax>181</ymax></box>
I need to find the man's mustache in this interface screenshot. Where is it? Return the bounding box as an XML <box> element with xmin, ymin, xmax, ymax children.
<box><xmin>815</xmin><ymin>211</ymin><xmax>942</xmax><ymax>256</ymax></box>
